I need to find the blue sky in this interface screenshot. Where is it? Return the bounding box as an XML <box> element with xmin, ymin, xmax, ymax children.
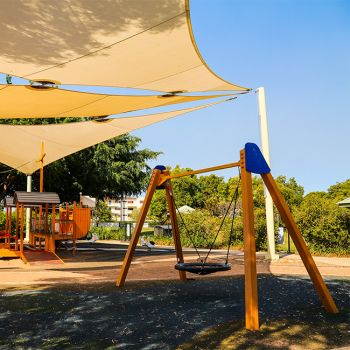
<box><xmin>1</xmin><ymin>0</ymin><xmax>349</xmax><ymax>194</ymax></box>
<box><xmin>133</xmin><ymin>0</ymin><xmax>350</xmax><ymax>193</ymax></box>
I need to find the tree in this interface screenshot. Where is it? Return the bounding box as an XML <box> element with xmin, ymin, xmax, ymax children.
<box><xmin>130</xmin><ymin>207</ymin><xmax>141</xmax><ymax>222</ymax></box>
<box><xmin>295</xmin><ymin>191</ymin><xmax>350</xmax><ymax>254</ymax></box>
<box><xmin>149</xmin><ymin>189</ymin><xmax>168</xmax><ymax>223</ymax></box>
<box><xmin>327</xmin><ymin>179</ymin><xmax>350</xmax><ymax>201</ymax></box>
<box><xmin>171</xmin><ymin>166</ymin><xmax>203</xmax><ymax>208</ymax></box>
<box><xmin>0</xmin><ymin>134</ymin><xmax>160</xmax><ymax>202</ymax></box>
<box><xmin>95</xmin><ymin>200</ymin><xmax>112</xmax><ymax>224</ymax></box>
<box><xmin>275</xmin><ymin>176</ymin><xmax>304</xmax><ymax>209</ymax></box>
<box><xmin>149</xmin><ymin>166</ymin><xmax>203</xmax><ymax>223</ymax></box>
<box><xmin>198</xmin><ymin>174</ymin><xmax>227</xmax><ymax>215</ymax></box>
<box><xmin>251</xmin><ymin>176</ymin><xmax>265</xmax><ymax>209</ymax></box>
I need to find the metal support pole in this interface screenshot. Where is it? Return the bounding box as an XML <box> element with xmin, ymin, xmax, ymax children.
<box><xmin>257</xmin><ymin>87</ymin><xmax>278</xmax><ymax>261</ymax></box>
<box><xmin>25</xmin><ymin>175</ymin><xmax>32</xmax><ymax>241</ymax></box>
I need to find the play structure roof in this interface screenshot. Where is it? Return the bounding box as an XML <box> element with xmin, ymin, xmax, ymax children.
<box><xmin>178</xmin><ymin>205</ymin><xmax>195</xmax><ymax>213</ymax></box>
<box><xmin>0</xmin><ymin>84</ymin><xmax>225</xmax><ymax>119</ymax></box>
<box><xmin>0</xmin><ymin>101</ymin><xmax>224</xmax><ymax>174</ymax></box>
<box><xmin>337</xmin><ymin>197</ymin><xmax>350</xmax><ymax>208</ymax></box>
<box><xmin>4</xmin><ymin>197</ymin><xmax>15</xmax><ymax>207</ymax></box>
<box><xmin>0</xmin><ymin>0</ymin><xmax>248</xmax><ymax>93</ymax></box>
<box><xmin>14</xmin><ymin>191</ymin><xmax>60</xmax><ymax>205</ymax></box>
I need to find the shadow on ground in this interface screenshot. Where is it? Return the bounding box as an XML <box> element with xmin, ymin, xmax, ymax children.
<box><xmin>0</xmin><ymin>275</ymin><xmax>349</xmax><ymax>350</ymax></box>
<box><xmin>56</xmin><ymin>241</ymin><xmax>176</xmax><ymax>264</ymax></box>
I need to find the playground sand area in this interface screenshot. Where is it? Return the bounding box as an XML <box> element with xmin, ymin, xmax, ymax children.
<box><xmin>0</xmin><ymin>242</ymin><xmax>349</xmax><ymax>350</ymax></box>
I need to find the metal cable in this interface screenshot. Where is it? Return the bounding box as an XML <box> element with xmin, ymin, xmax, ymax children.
<box><xmin>173</xmin><ymin>198</ymin><xmax>202</xmax><ymax>261</ymax></box>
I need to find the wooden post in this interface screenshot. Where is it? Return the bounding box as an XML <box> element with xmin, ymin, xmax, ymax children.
<box><xmin>72</xmin><ymin>207</ymin><xmax>76</xmax><ymax>256</ymax></box>
<box><xmin>116</xmin><ymin>169</ymin><xmax>162</xmax><ymax>287</ymax></box>
<box><xmin>29</xmin><ymin>209</ymin><xmax>33</xmax><ymax>246</ymax></box>
<box><xmin>20</xmin><ymin>205</ymin><xmax>24</xmax><ymax>254</ymax></box>
<box><xmin>33</xmin><ymin>208</ymin><xmax>37</xmax><ymax>248</ymax></box>
<box><xmin>44</xmin><ymin>203</ymin><xmax>49</xmax><ymax>235</ymax></box>
<box><xmin>15</xmin><ymin>203</ymin><xmax>19</xmax><ymax>251</ymax></box>
<box><xmin>164</xmin><ymin>177</ymin><xmax>187</xmax><ymax>281</ymax></box>
<box><xmin>51</xmin><ymin>204</ymin><xmax>56</xmax><ymax>252</ymax></box>
<box><xmin>39</xmin><ymin>142</ymin><xmax>45</xmax><ymax>192</ymax></box>
<box><xmin>10</xmin><ymin>207</ymin><xmax>13</xmax><ymax>248</ymax></box>
<box><xmin>240</xmin><ymin>149</ymin><xmax>259</xmax><ymax>330</ymax></box>
<box><xmin>5</xmin><ymin>206</ymin><xmax>10</xmax><ymax>248</ymax></box>
<box><xmin>52</xmin><ymin>205</ymin><xmax>56</xmax><ymax>234</ymax></box>
<box><xmin>32</xmin><ymin>208</ymin><xmax>38</xmax><ymax>247</ymax></box>
<box><xmin>261</xmin><ymin>172</ymin><xmax>338</xmax><ymax>313</ymax></box>
<box><xmin>39</xmin><ymin>205</ymin><xmax>42</xmax><ymax>232</ymax></box>
<box><xmin>5</xmin><ymin>206</ymin><xmax>9</xmax><ymax>233</ymax></box>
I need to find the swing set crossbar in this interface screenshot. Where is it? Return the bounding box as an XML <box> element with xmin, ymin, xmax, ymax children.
<box><xmin>158</xmin><ymin>161</ymin><xmax>240</xmax><ymax>185</ymax></box>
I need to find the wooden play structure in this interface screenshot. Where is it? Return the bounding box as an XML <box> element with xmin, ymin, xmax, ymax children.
<box><xmin>0</xmin><ymin>192</ymin><xmax>91</xmax><ymax>261</ymax></box>
<box><xmin>117</xmin><ymin>143</ymin><xmax>339</xmax><ymax>330</ymax></box>
<box><xmin>22</xmin><ymin>192</ymin><xmax>91</xmax><ymax>255</ymax></box>
<box><xmin>0</xmin><ymin>196</ymin><xmax>23</xmax><ymax>259</ymax></box>
<box><xmin>0</xmin><ymin>142</ymin><xmax>91</xmax><ymax>261</ymax></box>
<box><xmin>16</xmin><ymin>192</ymin><xmax>61</xmax><ymax>254</ymax></box>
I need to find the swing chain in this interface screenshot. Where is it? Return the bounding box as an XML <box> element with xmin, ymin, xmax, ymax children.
<box><xmin>173</xmin><ymin>171</ymin><xmax>241</xmax><ymax>266</ymax></box>
<box><xmin>173</xmin><ymin>196</ymin><xmax>203</xmax><ymax>261</ymax></box>
<box><xmin>203</xmin><ymin>170</ymin><xmax>241</xmax><ymax>264</ymax></box>
<box><xmin>225</xmin><ymin>169</ymin><xmax>241</xmax><ymax>264</ymax></box>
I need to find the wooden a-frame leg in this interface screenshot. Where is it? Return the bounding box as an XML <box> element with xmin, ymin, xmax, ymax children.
<box><xmin>261</xmin><ymin>172</ymin><xmax>338</xmax><ymax>313</ymax></box>
<box><xmin>20</xmin><ymin>205</ymin><xmax>24</xmax><ymax>255</ymax></box>
<box><xmin>116</xmin><ymin>169</ymin><xmax>162</xmax><ymax>287</ymax></box>
<box><xmin>240</xmin><ymin>150</ymin><xmax>259</xmax><ymax>331</ymax></box>
<box><xmin>165</xmin><ymin>179</ymin><xmax>187</xmax><ymax>281</ymax></box>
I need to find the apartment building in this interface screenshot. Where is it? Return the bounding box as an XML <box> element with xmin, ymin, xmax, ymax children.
<box><xmin>107</xmin><ymin>197</ymin><xmax>145</xmax><ymax>221</ymax></box>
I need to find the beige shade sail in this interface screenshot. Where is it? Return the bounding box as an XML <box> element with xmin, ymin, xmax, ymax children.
<box><xmin>0</xmin><ymin>99</ymin><xmax>231</xmax><ymax>174</ymax></box>
<box><xmin>0</xmin><ymin>84</ymin><xmax>228</xmax><ymax>119</ymax></box>
<box><xmin>0</xmin><ymin>0</ymin><xmax>248</xmax><ymax>92</ymax></box>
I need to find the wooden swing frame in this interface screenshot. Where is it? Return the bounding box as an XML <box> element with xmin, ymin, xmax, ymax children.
<box><xmin>116</xmin><ymin>143</ymin><xmax>338</xmax><ymax>330</ymax></box>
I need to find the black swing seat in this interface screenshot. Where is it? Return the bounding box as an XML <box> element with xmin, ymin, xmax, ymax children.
<box><xmin>175</xmin><ymin>262</ymin><xmax>231</xmax><ymax>275</ymax></box>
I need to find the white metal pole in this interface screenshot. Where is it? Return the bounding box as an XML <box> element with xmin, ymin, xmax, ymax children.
<box><xmin>257</xmin><ymin>87</ymin><xmax>278</xmax><ymax>260</ymax></box>
<box><xmin>25</xmin><ymin>175</ymin><xmax>32</xmax><ymax>241</ymax></box>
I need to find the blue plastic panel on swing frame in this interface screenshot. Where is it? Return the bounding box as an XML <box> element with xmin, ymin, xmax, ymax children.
<box><xmin>154</xmin><ymin>165</ymin><xmax>166</xmax><ymax>172</ymax></box>
<box><xmin>244</xmin><ymin>143</ymin><xmax>271</xmax><ymax>174</ymax></box>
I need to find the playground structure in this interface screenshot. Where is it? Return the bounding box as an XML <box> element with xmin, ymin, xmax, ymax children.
<box><xmin>26</xmin><ymin>194</ymin><xmax>91</xmax><ymax>255</ymax></box>
<box><xmin>117</xmin><ymin>143</ymin><xmax>339</xmax><ymax>331</ymax></box>
<box><xmin>0</xmin><ymin>192</ymin><xmax>91</xmax><ymax>261</ymax></box>
<box><xmin>0</xmin><ymin>196</ymin><xmax>21</xmax><ymax>259</ymax></box>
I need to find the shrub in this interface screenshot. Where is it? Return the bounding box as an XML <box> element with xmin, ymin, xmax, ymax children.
<box><xmin>92</xmin><ymin>226</ymin><xmax>127</xmax><ymax>240</ymax></box>
<box><xmin>176</xmin><ymin>209</ymin><xmax>222</xmax><ymax>248</ymax></box>
<box><xmin>0</xmin><ymin>212</ymin><xmax>16</xmax><ymax>234</ymax></box>
<box><xmin>0</xmin><ymin>211</ymin><xmax>5</xmax><ymax>229</ymax></box>
<box><xmin>295</xmin><ymin>192</ymin><xmax>350</xmax><ymax>255</ymax></box>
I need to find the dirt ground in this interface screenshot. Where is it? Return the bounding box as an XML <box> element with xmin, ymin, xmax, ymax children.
<box><xmin>0</xmin><ymin>241</ymin><xmax>349</xmax><ymax>349</ymax></box>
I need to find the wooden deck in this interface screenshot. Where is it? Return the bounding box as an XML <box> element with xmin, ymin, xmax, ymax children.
<box><xmin>23</xmin><ymin>250</ymin><xmax>64</xmax><ymax>265</ymax></box>
<box><xmin>0</xmin><ymin>248</ymin><xmax>21</xmax><ymax>259</ymax></box>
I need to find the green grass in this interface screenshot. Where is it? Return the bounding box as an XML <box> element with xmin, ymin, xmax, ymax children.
<box><xmin>276</xmin><ymin>239</ymin><xmax>296</xmax><ymax>253</ymax></box>
<box><xmin>141</xmin><ymin>227</ymin><xmax>154</xmax><ymax>234</ymax></box>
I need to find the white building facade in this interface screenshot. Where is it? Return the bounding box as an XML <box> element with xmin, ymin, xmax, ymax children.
<box><xmin>107</xmin><ymin>197</ymin><xmax>145</xmax><ymax>222</ymax></box>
